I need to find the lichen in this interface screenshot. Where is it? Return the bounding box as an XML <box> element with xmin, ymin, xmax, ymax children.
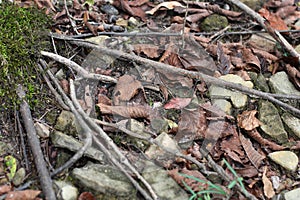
<box><xmin>0</xmin><ymin>0</ymin><xmax>51</xmax><ymax>110</ymax></box>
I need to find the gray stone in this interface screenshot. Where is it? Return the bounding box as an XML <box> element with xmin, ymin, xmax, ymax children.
<box><xmin>142</xmin><ymin>161</ymin><xmax>189</xmax><ymax>200</ymax></box>
<box><xmin>268</xmin><ymin>151</ymin><xmax>298</xmax><ymax>171</ymax></box>
<box><xmin>269</xmin><ymin>72</ymin><xmax>300</xmax><ymax>96</ymax></box>
<box><xmin>209</xmin><ymin>74</ymin><xmax>253</xmax><ymax>109</ymax></box>
<box><xmin>12</xmin><ymin>168</ymin><xmax>25</xmax><ymax>186</ymax></box>
<box><xmin>248</xmin><ymin>34</ymin><xmax>276</xmax><ymax>53</ymax></box>
<box><xmin>200</xmin><ymin>14</ymin><xmax>228</xmax><ymax>32</ymax></box>
<box><xmin>258</xmin><ymin>101</ymin><xmax>288</xmax><ymax>143</ymax></box>
<box><xmin>51</xmin><ymin>131</ymin><xmax>105</xmax><ymax>163</ymax></box>
<box><xmin>281</xmin><ymin>113</ymin><xmax>300</xmax><ymax>139</ymax></box>
<box><xmin>54</xmin><ymin>111</ymin><xmax>77</xmax><ymax>136</ymax></box>
<box><xmin>212</xmin><ymin>99</ymin><xmax>232</xmax><ymax>115</ymax></box>
<box><xmin>54</xmin><ymin>181</ymin><xmax>78</xmax><ymax>200</ymax></box>
<box><xmin>248</xmin><ymin>72</ymin><xmax>270</xmax><ymax>92</ymax></box>
<box><xmin>35</xmin><ymin>122</ymin><xmax>50</xmax><ymax>138</ymax></box>
<box><xmin>284</xmin><ymin>188</ymin><xmax>300</xmax><ymax>200</ymax></box>
<box><xmin>72</xmin><ymin>163</ymin><xmax>136</xmax><ymax>199</ymax></box>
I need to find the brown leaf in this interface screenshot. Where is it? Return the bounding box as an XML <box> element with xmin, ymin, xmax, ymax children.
<box><xmin>259</xmin><ymin>8</ymin><xmax>288</xmax><ymax>30</ymax></box>
<box><xmin>285</xmin><ymin>64</ymin><xmax>300</xmax><ymax>90</ymax></box>
<box><xmin>113</xmin><ymin>75</ymin><xmax>145</xmax><ymax>106</ymax></box>
<box><xmin>175</xmin><ymin>107</ymin><xmax>207</xmax><ymax>143</ymax></box>
<box><xmin>5</xmin><ymin>190</ymin><xmax>41</xmax><ymax>200</ymax></box>
<box><xmin>78</xmin><ymin>192</ymin><xmax>96</xmax><ymax>200</ymax></box>
<box><xmin>0</xmin><ymin>185</ymin><xmax>12</xmax><ymax>195</ymax></box>
<box><xmin>217</xmin><ymin>42</ymin><xmax>231</xmax><ymax>75</ymax></box>
<box><xmin>146</xmin><ymin>1</ymin><xmax>184</xmax><ymax>15</ymax></box>
<box><xmin>242</xmin><ymin>48</ymin><xmax>261</xmax><ymax>71</ymax></box>
<box><xmin>168</xmin><ymin>168</ymin><xmax>208</xmax><ymax>192</ymax></box>
<box><xmin>239</xmin><ymin>133</ymin><xmax>265</xmax><ymax>169</ymax></box>
<box><xmin>164</xmin><ymin>98</ymin><xmax>192</xmax><ymax>109</ymax></box>
<box><xmin>262</xmin><ymin>167</ymin><xmax>275</xmax><ymax>199</ymax></box>
<box><xmin>97</xmin><ymin>103</ymin><xmax>151</xmax><ymax>119</ymax></box>
<box><xmin>237</xmin><ymin>110</ymin><xmax>261</xmax><ymax>131</ymax></box>
<box><xmin>134</xmin><ymin>44</ymin><xmax>160</xmax><ymax>58</ymax></box>
<box><xmin>235</xmin><ymin>166</ymin><xmax>259</xmax><ymax>178</ymax></box>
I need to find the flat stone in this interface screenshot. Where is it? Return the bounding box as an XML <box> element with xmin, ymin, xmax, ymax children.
<box><xmin>54</xmin><ymin>181</ymin><xmax>78</xmax><ymax>200</ymax></box>
<box><xmin>281</xmin><ymin>113</ymin><xmax>300</xmax><ymax>139</ymax></box>
<box><xmin>268</xmin><ymin>151</ymin><xmax>298</xmax><ymax>171</ymax></box>
<box><xmin>269</xmin><ymin>72</ymin><xmax>300</xmax><ymax>95</ymax></box>
<box><xmin>284</xmin><ymin>188</ymin><xmax>300</xmax><ymax>200</ymax></box>
<box><xmin>209</xmin><ymin>74</ymin><xmax>253</xmax><ymax>109</ymax></box>
<box><xmin>258</xmin><ymin>101</ymin><xmax>288</xmax><ymax>143</ymax></box>
<box><xmin>212</xmin><ymin>99</ymin><xmax>232</xmax><ymax>115</ymax></box>
<box><xmin>72</xmin><ymin>163</ymin><xmax>136</xmax><ymax>199</ymax></box>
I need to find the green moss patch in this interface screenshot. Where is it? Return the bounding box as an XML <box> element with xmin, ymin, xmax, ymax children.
<box><xmin>0</xmin><ymin>1</ymin><xmax>51</xmax><ymax>109</ymax></box>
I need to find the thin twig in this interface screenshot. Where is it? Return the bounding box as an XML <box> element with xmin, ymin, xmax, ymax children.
<box><xmin>60</xmin><ymin>39</ymin><xmax>300</xmax><ymax>117</ymax></box>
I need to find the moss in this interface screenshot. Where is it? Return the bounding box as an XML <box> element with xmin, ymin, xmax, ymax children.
<box><xmin>0</xmin><ymin>1</ymin><xmax>51</xmax><ymax>110</ymax></box>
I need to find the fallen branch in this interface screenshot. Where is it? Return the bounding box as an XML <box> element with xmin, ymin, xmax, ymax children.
<box><xmin>41</xmin><ymin>38</ymin><xmax>300</xmax><ymax>117</ymax></box>
<box><xmin>39</xmin><ymin>59</ymin><xmax>93</xmax><ymax>177</ymax></box>
<box><xmin>17</xmin><ymin>85</ymin><xmax>56</xmax><ymax>200</ymax></box>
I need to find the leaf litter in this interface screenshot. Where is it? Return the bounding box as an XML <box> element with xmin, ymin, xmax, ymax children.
<box><xmin>5</xmin><ymin>0</ymin><xmax>300</xmax><ymax>199</ymax></box>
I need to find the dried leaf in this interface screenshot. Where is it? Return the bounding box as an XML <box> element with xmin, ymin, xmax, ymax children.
<box><xmin>239</xmin><ymin>133</ymin><xmax>265</xmax><ymax>169</ymax></box>
<box><xmin>113</xmin><ymin>75</ymin><xmax>145</xmax><ymax>106</ymax></box>
<box><xmin>5</xmin><ymin>190</ymin><xmax>41</xmax><ymax>200</ymax></box>
<box><xmin>97</xmin><ymin>103</ymin><xmax>151</xmax><ymax>119</ymax></box>
<box><xmin>164</xmin><ymin>98</ymin><xmax>192</xmax><ymax>109</ymax></box>
<box><xmin>259</xmin><ymin>8</ymin><xmax>288</xmax><ymax>30</ymax></box>
<box><xmin>134</xmin><ymin>44</ymin><xmax>160</xmax><ymax>58</ymax></box>
<box><xmin>78</xmin><ymin>192</ymin><xmax>96</xmax><ymax>200</ymax></box>
<box><xmin>146</xmin><ymin>1</ymin><xmax>184</xmax><ymax>15</ymax></box>
<box><xmin>285</xmin><ymin>64</ymin><xmax>300</xmax><ymax>90</ymax></box>
<box><xmin>242</xmin><ymin>48</ymin><xmax>261</xmax><ymax>71</ymax></box>
<box><xmin>217</xmin><ymin>42</ymin><xmax>231</xmax><ymax>75</ymax></box>
<box><xmin>0</xmin><ymin>185</ymin><xmax>12</xmax><ymax>195</ymax></box>
<box><xmin>262</xmin><ymin>167</ymin><xmax>275</xmax><ymax>198</ymax></box>
<box><xmin>237</xmin><ymin>110</ymin><xmax>261</xmax><ymax>131</ymax></box>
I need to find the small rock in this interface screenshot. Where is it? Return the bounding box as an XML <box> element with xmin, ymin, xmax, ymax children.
<box><xmin>258</xmin><ymin>100</ymin><xmax>288</xmax><ymax>143</ymax></box>
<box><xmin>248</xmin><ymin>33</ymin><xmax>276</xmax><ymax>52</ymax></box>
<box><xmin>101</xmin><ymin>4</ymin><xmax>119</xmax><ymax>15</ymax></box>
<box><xmin>269</xmin><ymin>72</ymin><xmax>300</xmax><ymax>96</ymax></box>
<box><xmin>34</xmin><ymin>122</ymin><xmax>50</xmax><ymax>138</ymax></box>
<box><xmin>281</xmin><ymin>113</ymin><xmax>300</xmax><ymax>139</ymax></box>
<box><xmin>268</xmin><ymin>151</ymin><xmax>298</xmax><ymax>171</ymax></box>
<box><xmin>72</xmin><ymin>163</ymin><xmax>136</xmax><ymax>199</ymax></box>
<box><xmin>142</xmin><ymin>161</ymin><xmax>189</xmax><ymax>200</ymax></box>
<box><xmin>284</xmin><ymin>188</ymin><xmax>300</xmax><ymax>200</ymax></box>
<box><xmin>54</xmin><ymin>181</ymin><xmax>78</xmax><ymax>200</ymax></box>
<box><xmin>209</xmin><ymin>74</ymin><xmax>253</xmax><ymax>109</ymax></box>
<box><xmin>12</xmin><ymin>168</ymin><xmax>25</xmax><ymax>186</ymax></box>
<box><xmin>200</xmin><ymin>14</ymin><xmax>228</xmax><ymax>32</ymax></box>
<box><xmin>54</xmin><ymin>111</ymin><xmax>77</xmax><ymax>136</ymax></box>
<box><xmin>212</xmin><ymin>99</ymin><xmax>232</xmax><ymax>115</ymax></box>
<box><xmin>128</xmin><ymin>17</ymin><xmax>139</xmax><ymax>27</ymax></box>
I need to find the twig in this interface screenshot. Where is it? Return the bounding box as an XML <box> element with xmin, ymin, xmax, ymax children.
<box><xmin>40</xmin><ymin>51</ymin><xmax>117</xmax><ymax>83</ymax></box>
<box><xmin>72</xmin><ymin>90</ymin><xmax>158</xmax><ymax>200</ymax></box>
<box><xmin>63</xmin><ymin>39</ymin><xmax>300</xmax><ymax>117</ymax></box>
<box><xmin>226</xmin><ymin>0</ymin><xmax>300</xmax><ymax>62</ymax></box>
<box><xmin>37</xmin><ymin>63</ymin><xmax>69</xmax><ymax>110</ymax></box>
<box><xmin>16</xmin><ymin>112</ymin><xmax>30</xmax><ymax>171</ymax></box>
<box><xmin>17</xmin><ymin>85</ymin><xmax>56</xmax><ymax>200</ymax></box>
<box><xmin>39</xmin><ymin>59</ymin><xmax>93</xmax><ymax>177</ymax></box>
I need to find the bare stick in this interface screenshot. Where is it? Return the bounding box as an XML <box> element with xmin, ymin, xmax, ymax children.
<box><xmin>40</xmin><ymin>51</ymin><xmax>117</xmax><ymax>83</ymax></box>
<box><xmin>62</xmin><ymin>40</ymin><xmax>300</xmax><ymax>117</ymax></box>
<box><xmin>17</xmin><ymin>85</ymin><xmax>56</xmax><ymax>200</ymax></box>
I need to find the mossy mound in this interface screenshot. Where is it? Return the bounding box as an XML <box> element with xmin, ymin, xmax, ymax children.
<box><xmin>0</xmin><ymin>1</ymin><xmax>51</xmax><ymax>110</ymax></box>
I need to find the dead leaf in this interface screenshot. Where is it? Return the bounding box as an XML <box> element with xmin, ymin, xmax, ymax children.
<box><xmin>237</xmin><ymin>110</ymin><xmax>261</xmax><ymax>131</ymax></box>
<box><xmin>5</xmin><ymin>190</ymin><xmax>41</xmax><ymax>200</ymax></box>
<box><xmin>259</xmin><ymin>8</ymin><xmax>288</xmax><ymax>30</ymax></box>
<box><xmin>78</xmin><ymin>192</ymin><xmax>96</xmax><ymax>200</ymax></box>
<box><xmin>262</xmin><ymin>167</ymin><xmax>275</xmax><ymax>198</ymax></box>
<box><xmin>285</xmin><ymin>64</ymin><xmax>300</xmax><ymax>90</ymax></box>
<box><xmin>175</xmin><ymin>107</ymin><xmax>207</xmax><ymax>143</ymax></box>
<box><xmin>217</xmin><ymin>42</ymin><xmax>231</xmax><ymax>75</ymax></box>
<box><xmin>97</xmin><ymin>103</ymin><xmax>151</xmax><ymax>119</ymax></box>
<box><xmin>242</xmin><ymin>48</ymin><xmax>261</xmax><ymax>71</ymax></box>
<box><xmin>134</xmin><ymin>44</ymin><xmax>160</xmax><ymax>58</ymax></box>
<box><xmin>164</xmin><ymin>98</ymin><xmax>192</xmax><ymax>109</ymax></box>
<box><xmin>113</xmin><ymin>75</ymin><xmax>145</xmax><ymax>106</ymax></box>
<box><xmin>239</xmin><ymin>133</ymin><xmax>265</xmax><ymax>169</ymax></box>
<box><xmin>146</xmin><ymin>1</ymin><xmax>184</xmax><ymax>15</ymax></box>
<box><xmin>0</xmin><ymin>185</ymin><xmax>12</xmax><ymax>195</ymax></box>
